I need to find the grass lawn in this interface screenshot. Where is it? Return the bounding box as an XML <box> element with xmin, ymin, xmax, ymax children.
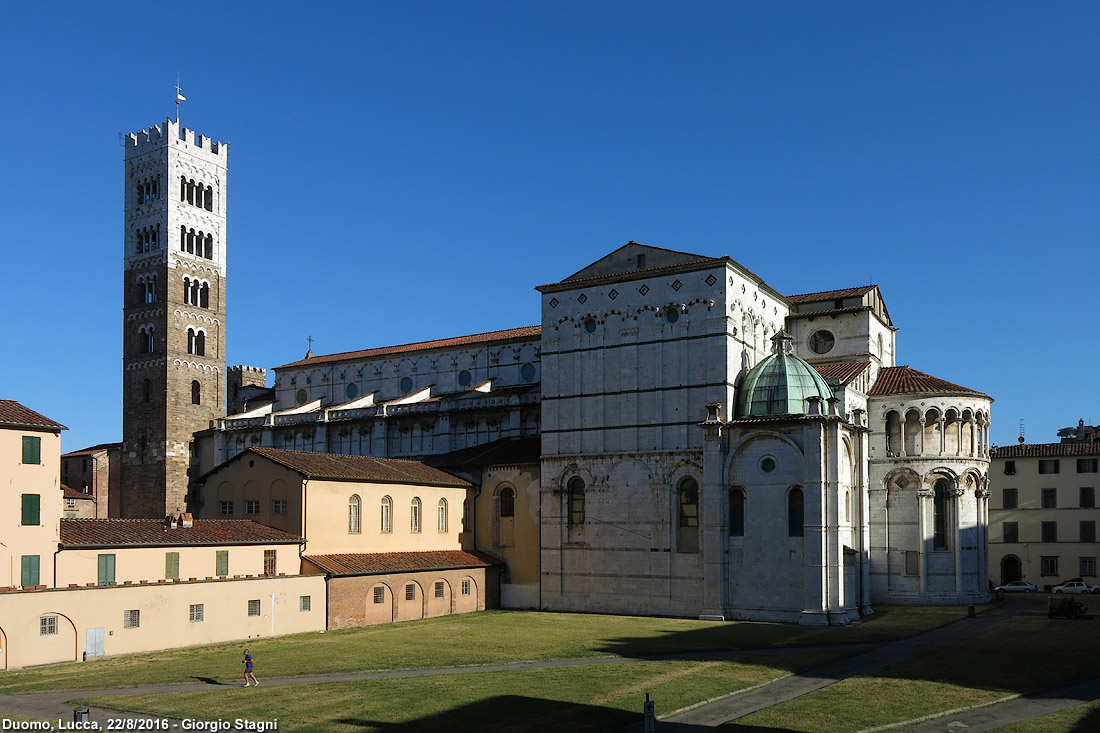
<box><xmin>728</xmin><ymin>595</ymin><xmax>1100</xmax><ymax>732</ymax></box>
<box><xmin>0</xmin><ymin>605</ymin><xmax>963</xmax><ymax>694</ymax></box>
<box><xmin>992</xmin><ymin>699</ymin><xmax>1100</xmax><ymax>732</ymax></box>
<box><xmin>81</xmin><ymin>653</ymin><xmax>841</xmax><ymax>733</ymax></box>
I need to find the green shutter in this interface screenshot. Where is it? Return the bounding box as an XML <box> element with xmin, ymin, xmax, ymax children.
<box><xmin>21</xmin><ymin>494</ymin><xmax>40</xmax><ymax>526</ymax></box>
<box><xmin>97</xmin><ymin>554</ymin><xmax>116</xmax><ymax>586</ymax></box>
<box><xmin>21</xmin><ymin>436</ymin><xmax>41</xmax><ymax>464</ymax></box>
<box><xmin>20</xmin><ymin>555</ymin><xmax>40</xmax><ymax>586</ymax></box>
<box><xmin>216</xmin><ymin>550</ymin><xmax>229</xmax><ymax>577</ymax></box>
<box><xmin>165</xmin><ymin>552</ymin><xmax>180</xmax><ymax>580</ymax></box>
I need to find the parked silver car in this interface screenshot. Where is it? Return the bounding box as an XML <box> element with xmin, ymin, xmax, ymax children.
<box><xmin>1052</xmin><ymin>581</ymin><xmax>1099</xmax><ymax>594</ymax></box>
<box><xmin>994</xmin><ymin>581</ymin><xmax>1037</xmax><ymax>593</ymax></box>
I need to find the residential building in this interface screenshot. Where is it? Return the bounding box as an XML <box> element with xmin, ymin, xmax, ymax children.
<box><xmin>990</xmin><ymin>428</ymin><xmax>1100</xmax><ymax>588</ymax></box>
<box><xmin>61</xmin><ymin>442</ymin><xmax>121</xmax><ymax>517</ymax></box>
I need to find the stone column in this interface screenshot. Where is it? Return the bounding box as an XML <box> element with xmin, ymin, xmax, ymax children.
<box><xmin>953</xmin><ymin>486</ymin><xmax>966</xmax><ymax>594</ymax></box>
<box><xmin>917</xmin><ymin>486</ymin><xmax>933</xmax><ymax>595</ymax></box>
<box><xmin>699</xmin><ymin>403</ymin><xmax>729</xmax><ymax>620</ymax></box>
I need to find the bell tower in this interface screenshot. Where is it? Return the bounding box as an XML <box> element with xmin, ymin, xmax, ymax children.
<box><xmin>120</xmin><ymin>119</ymin><xmax>228</xmax><ymax>517</ymax></box>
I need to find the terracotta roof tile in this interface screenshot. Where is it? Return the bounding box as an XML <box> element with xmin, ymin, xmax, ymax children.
<box><xmin>787</xmin><ymin>286</ymin><xmax>877</xmax><ymax>303</ymax></box>
<box><xmin>62</xmin><ymin>485</ymin><xmax>93</xmax><ymax>500</ymax></box>
<box><xmin>276</xmin><ymin>326</ymin><xmax>541</xmax><ymax>370</ymax></box>
<box><xmin>422</xmin><ymin>437</ymin><xmax>540</xmax><ymax>468</ymax></box>
<box><xmin>60</xmin><ymin>519</ymin><xmax>303</xmax><ymax>548</ymax></box>
<box><xmin>63</xmin><ymin>443</ymin><xmax>122</xmax><ymax>457</ymax></box>
<box><xmin>813</xmin><ymin>361</ymin><xmax>871</xmax><ymax>385</ymax></box>
<box><xmin>229</xmin><ymin>448</ymin><xmax>472</xmax><ymax>488</ymax></box>
<box><xmin>786</xmin><ymin>306</ymin><xmax>870</xmax><ymax>319</ymax></box>
<box><xmin>304</xmin><ymin>550</ymin><xmax>500</xmax><ymax>576</ymax></box>
<box><xmin>868</xmin><ymin>366</ymin><xmax>989</xmax><ymax>398</ymax></box>
<box><xmin>991</xmin><ymin>442</ymin><xmax>1100</xmax><ymax>459</ymax></box>
<box><xmin>0</xmin><ymin>400</ymin><xmax>66</xmax><ymax>430</ymax></box>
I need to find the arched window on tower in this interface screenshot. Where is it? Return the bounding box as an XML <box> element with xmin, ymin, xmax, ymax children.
<box><xmin>788</xmin><ymin>487</ymin><xmax>805</xmax><ymax>537</ymax></box>
<box><xmin>191</xmin><ymin>380</ymin><xmax>201</xmax><ymax>405</ymax></box>
<box><xmin>204</xmin><ymin>186</ymin><xmax>213</xmax><ymax>211</ymax></box>
<box><xmin>195</xmin><ymin>331</ymin><xmax>206</xmax><ymax>357</ymax></box>
<box><xmin>204</xmin><ymin>234</ymin><xmax>213</xmax><ymax>260</ymax></box>
<box><xmin>180</xmin><ymin>176</ymin><xmax>187</xmax><ymax>202</ymax></box>
<box><xmin>677</xmin><ymin>477</ymin><xmax>700</xmax><ymax>553</ymax></box>
<box><xmin>200</xmin><ymin>282</ymin><xmax>209</xmax><ymax>308</ymax></box>
<box><xmin>142</xmin><ymin>378</ymin><xmax>151</xmax><ymax>404</ymax></box>
<box><xmin>187</xmin><ymin>328</ymin><xmax>195</xmax><ymax>355</ymax></box>
<box><xmin>180</xmin><ymin>226</ymin><xmax>186</xmax><ymax>252</ymax></box>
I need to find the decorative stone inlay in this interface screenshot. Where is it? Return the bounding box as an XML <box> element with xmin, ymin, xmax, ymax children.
<box><xmin>638</xmin><ymin>285</ymin><xmax>650</xmax><ymax>296</ymax></box>
<box><xmin>705</xmin><ymin>274</ymin><xmax>717</xmax><ymax>287</ymax></box>
<box><xmin>578</xmin><ymin>293</ymin><xmax>587</xmax><ymax>304</ymax></box>
<box><xmin>549</xmin><ymin>297</ymin><xmax>559</xmax><ymax>309</ymax></box>
<box><xmin>608</xmin><ymin>289</ymin><xmax>618</xmax><ymax>300</ymax></box>
<box><xmin>671</xmin><ymin>279</ymin><xmax>683</xmax><ymax>291</ymax></box>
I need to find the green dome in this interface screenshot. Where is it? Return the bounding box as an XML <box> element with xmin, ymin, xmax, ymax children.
<box><xmin>735</xmin><ymin>331</ymin><xmax>835</xmax><ymax>417</ymax></box>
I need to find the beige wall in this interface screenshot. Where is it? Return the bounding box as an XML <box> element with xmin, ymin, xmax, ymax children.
<box><xmin>206</xmin><ymin>455</ymin><xmax>471</xmax><ymax>555</ymax></box>
<box><xmin>477</xmin><ymin>465</ymin><xmax>540</xmax><ymax>608</ymax></box>
<box><xmin>56</xmin><ymin>542</ymin><xmax>303</xmax><ymax>587</ymax></box>
<box><xmin>0</xmin><ymin>575</ymin><xmax>325</xmax><ymax>670</ymax></box>
<box><xmin>990</xmin><ymin>453</ymin><xmax>1100</xmax><ymax>588</ymax></box>
<box><xmin>1</xmin><ymin>426</ymin><xmax>62</xmax><ymax>589</ymax></box>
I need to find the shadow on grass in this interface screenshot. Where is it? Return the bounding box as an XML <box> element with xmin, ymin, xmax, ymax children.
<box><xmin>333</xmin><ymin>694</ymin><xmax>702</xmax><ymax>733</ymax></box>
<box><xmin>1070</xmin><ymin>704</ymin><xmax>1100</xmax><ymax>732</ymax></box>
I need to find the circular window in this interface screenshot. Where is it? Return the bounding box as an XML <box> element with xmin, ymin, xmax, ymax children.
<box><xmin>458</xmin><ymin>370</ymin><xmax>472</xmax><ymax>387</ymax></box>
<box><xmin>584</xmin><ymin>318</ymin><xmax>597</xmax><ymax>334</ymax></box>
<box><xmin>521</xmin><ymin>362</ymin><xmax>536</xmax><ymax>382</ymax></box>
<box><xmin>665</xmin><ymin>307</ymin><xmax>680</xmax><ymax>324</ymax></box>
<box><xmin>809</xmin><ymin>330</ymin><xmax>835</xmax><ymax>355</ymax></box>
<box><xmin>760</xmin><ymin>457</ymin><xmax>776</xmax><ymax>473</ymax></box>
<box><xmin>346</xmin><ymin>383</ymin><xmax>359</xmax><ymax>400</ymax></box>
<box><xmin>400</xmin><ymin>376</ymin><xmax>413</xmax><ymax>394</ymax></box>
<box><xmin>296</xmin><ymin>388</ymin><xmax>307</xmax><ymax>405</ymax></box>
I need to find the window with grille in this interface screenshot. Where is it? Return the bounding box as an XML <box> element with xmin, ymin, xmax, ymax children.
<box><xmin>435</xmin><ymin>581</ymin><xmax>444</xmax><ymax>598</ymax></box>
<box><xmin>1041</xmin><ymin>556</ymin><xmax>1059</xmax><ymax>576</ymax></box>
<box><xmin>299</xmin><ymin>596</ymin><xmax>311</xmax><ymax>612</ymax></box>
<box><xmin>373</xmin><ymin>586</ymin><xmax>385</xmax><ymax>604</ymax></box>
<box><xmin>165</xmin><ymin>551</ymin><xmax>179</xmax><ymax>580</ymax></box>
<box><xmin>216</xmin><ymin>550</ymin><xmax>229</xmax><ymax>577</ymax></box>
<box><xmin>124</xmin><ymin>610</ymin><xmax>140</xmax><ymax>628</ymax></box>
<box><xmin>247</xmin><ymin>599</ymin><xmax>260</xmax><ymax>616</ymax></box>
<box><xmin>1081</xmin><ymin>557</ymin><xmax>1097</xmax><ymax>577</ymax></box>
<box><xmin>405</xmin><ymin>584</ymin><xmax>416</xmax><ymax>601</ymax></box>
<box><xmin>264</xmin><ymin>549</ymin><xmax>276</xmax><ymax>575</ymax></box>
<box><xmin>189</xmin><ymin>604</ymin><xmax>204</xmax><ymax>622</ymax></box>
<box><xmin>40</xmin><ymin>616</ymin><xmax>58</xmax><ymax>636</ymax></box>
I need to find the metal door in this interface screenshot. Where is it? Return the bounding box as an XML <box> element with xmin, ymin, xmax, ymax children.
<box><xmin>86</xmin><ymin>627</ymin><xmax>105</xmax><ymax>658</ymax></box>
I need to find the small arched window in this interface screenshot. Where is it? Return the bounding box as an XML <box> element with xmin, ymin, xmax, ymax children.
<box><xmin>729</xmin><ymin>487</ymin><xmax>745</xmax><ymax>537</ymax></box>
<box><xmin>380</xmin><ymin>496</ymin><xmax>392</xmax><ymax>533</ymax></box>
<box><xmin>187</xmin><ymin>328</ymin><xmax>196</xmax><ymax>355</ymax></box>
<box><xmin>438</xmin><ymin>498</ymin><xmax>448</xmax><ymax>533</ymax></box>
<box><xmin>200</xmin><ymin>282</ymin><xmax>210</xmax><ymax>308</ymax></box>
<box><xmin>933</xmin><ymin>479</ymin><xmax>951</xmax><ymax>549</ymax></box>
<box><xmin>678</xmin><ymin>477</ymin><xmax>700</xmax><ymax>553</ymax></box>
<box><xmin>845</xmin><ymin>490</ymin><xmax>851</xmax><ymax>524</ymax></box>
<box><xmin>348</xmin><ymin>495</ymin><xmax>361</xmax><ymax>534</ymax></box>
<box><xmin>567</xmin><ymin>477</ymin><xmax>585</xmax><ymax>527</ymax></box>
<box><xmin>204</xmin><ymin>234</ymin><xmax>213</xmax><ymax>259</ymax></box>
<box><xmin>195</xmin><ymin>331</ymin><xmax>206</xmax><ymax>357</ymax></box>
<box><xmin>499</xmin><ymin>487</ymin><xmax>515</xmax><ymax>517</ymax></box>
<box><xmin>143</xmin><ymin>327</ymin><xmax>154</xmax><ymax>354</ymax></box>
<box><xmin>788</xmin><ymin>487</ymin><xmax>805</xmax><ymax>537</ymax></box>
<box><xmin>411</xmin><ymin>497</ymin><xmax>422</xmax><ymax>533</ymax></box>
<box><xmin>191</xmin><ymin>380</ymin><xmax>201</xmax><ymax>405</ymax></box>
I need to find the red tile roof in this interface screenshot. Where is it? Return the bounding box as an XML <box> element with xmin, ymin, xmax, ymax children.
<box><xmin>221</xmin><ymin>448</ymin><xmax>472</xmax><ymax>488</ymax></box>
<box><xmin>62</xmin><ymin>442</ymin><xmax>122</xmax><ymax>458</ymax></box>
<box><xmin>868</xmin><ymin>366</ymin><xmax>989</xmax><ymax>398</ymax></box>
<box><xmin>991</xmin><ymin>442</ymin><xmax>1100</xmax><ymax>459</ymax></box>
<box><xmin>62</xmin><ymin>485</ymin><xmax>93</xmax><ymax>500</ymax></box>
<box><xmin>813</xmin><ymin>361</ymin><xmax>870</xmax><ymax>385</ymax></box>
<box><xmin>60</xmin><ymin>519</ymin><xmax>303</xmax><ymax>548</ymax></box>
<box><xmin>787</xmin><ymin>286</ymin><xmax>878</xmax><ymax>303</ymax></box>
<box><xmin>276</xmin><ymin>326</ymin><xmax>541</xmax><ymax>369</ymax></box>
<box><xmin>0</xmin><ymin>400</ymin><xmax>66</xmax><ymax>430</ymax></box>
<box><xmin>304</xmin><ymin>550</ymin><xmax>500</xmax><ymax>576</ymax></box>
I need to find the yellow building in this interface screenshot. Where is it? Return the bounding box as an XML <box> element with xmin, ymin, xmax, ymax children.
<box><xmin>202</xmin><ymin>447</ymin><xmax>501</xmax><ymax>627</ymax></box>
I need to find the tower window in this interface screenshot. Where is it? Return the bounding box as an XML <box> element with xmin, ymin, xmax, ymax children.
<box><xmin>191</xmin><ymin>380</ymin><xmax>201</xmax><ymax>405</ymax></box>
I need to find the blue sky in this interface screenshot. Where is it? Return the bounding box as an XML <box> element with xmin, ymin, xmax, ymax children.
<box><xmin>2</xmin><ymin>2</ymin><xmax>1097</xmax><ymax>452</ymax></box>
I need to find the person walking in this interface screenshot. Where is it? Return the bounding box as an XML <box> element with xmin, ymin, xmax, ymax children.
<box><xmin>242</xmin><ymin>649</ymin><xmax>259</xmax><ymax>687</ymax></box>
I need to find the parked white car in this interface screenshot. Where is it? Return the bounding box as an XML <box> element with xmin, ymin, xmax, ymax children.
<box><xmin>1052</xmin><ymin>581</ymin><xmax>1099</xmax><ymax>594</ymax></box>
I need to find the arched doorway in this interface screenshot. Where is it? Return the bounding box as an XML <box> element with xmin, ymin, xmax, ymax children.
<box><xmin>1001</xmin><ymin>555</ymin><xmax>1022</xmax><ymax>584</ymax></box>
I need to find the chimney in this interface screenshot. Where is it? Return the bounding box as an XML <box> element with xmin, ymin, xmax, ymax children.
<box><xmin>180</xmin><ymin>513</ymin><xmax>194</xmax><ymax>529</ymax></box>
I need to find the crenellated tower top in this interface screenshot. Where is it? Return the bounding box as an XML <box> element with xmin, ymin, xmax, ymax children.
<box><xmin>126</xmin><ymin>119</ymin><xmax>228</xmax><ymax>158</ymax></box>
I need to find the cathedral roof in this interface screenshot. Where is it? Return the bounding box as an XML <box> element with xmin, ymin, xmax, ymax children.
<box><xmin>210</xmin><ymin>447</ymin><xmax>472</xmax><ymax>488</ymax></box>
<box><xmin>813</xmin><ymin>361</ymin><xmax>871</xmax><ymax>386</ymax></box>
<box><xmin>787</xmin><ymin>285</ymin><xmax>878</xmax><ymax>303</ymax></box>
<box><xmin>735</xmin><ymin>332</ymin><xmax>835</xmax><ymax>417</ymax></box>
<box><xmin>0</xmin><ymin>399</ymin><xmax>66</xmax><ymax>431</ymax></box>
<box><xmin>869</xmin><ymin>366</ymin><xmax>989</xmax><ymax>399</ymax></box>
<box><xmin>304</xmin><ymin>550</ymin><xmax>500</xmax><ymax>577</ymax></box>
<box><xmin>275</xmin><ymin>326</ymin><xmax>541</xmax><ymax>370</ymax></box>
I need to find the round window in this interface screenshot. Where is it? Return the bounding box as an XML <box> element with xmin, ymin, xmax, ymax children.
<box><xmin>296</xmin><ymin>388</ymin><xmax>307</xmax><ymax>405</ymax></box>
<box><xmin>521</xmin><ymin>362</ymin><xmax>536</xmax><ymax>382</ymax></box>
<box><xmin>346</xmin><ymin>383</ymin><xmax>359</xmax><ymax>400</ymax></box>
<box><xmin>584</xmin><ymin>318</ymin><xmax>597</xmax><ymax>333</ymax></box>
<box><xmin>665</xmin><ymin>307</ymin><xmax>680</xmax><ymax>324</ymax></box>
<box><xmin>809</xmin><ymin>330</ymin><xmax>835</xmax><ymax>355</ymax></box>
<box><xmin>760</xmin><ymin>457</ymin><xmax>776</xmax><ymax>473</ymax></box>
<box><xmin>400</xmin><ymin>376</ymin><xmax>413</xmax><ymax>393</ymax></box>
<box><xmin>458</xmin><ymin>370</ymin><xmax>472</xmax><ymax>387</ymax></box>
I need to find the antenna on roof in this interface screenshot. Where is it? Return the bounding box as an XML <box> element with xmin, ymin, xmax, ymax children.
<box><xmin>1019</xmin><ymin>419</ymin><xmax>1026</xmax><ymax>443</ymax></box>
